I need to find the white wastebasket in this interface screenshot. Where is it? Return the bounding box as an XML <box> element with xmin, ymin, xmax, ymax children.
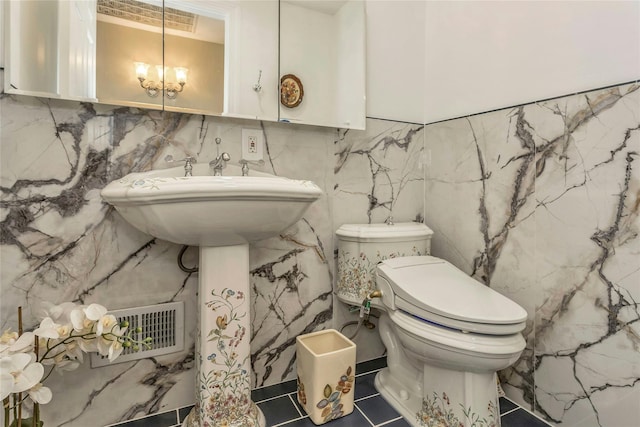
<box><xmin>296</xmin><ymin>329</ymin><xmax>356</xmax><ymax>425</ymax></box>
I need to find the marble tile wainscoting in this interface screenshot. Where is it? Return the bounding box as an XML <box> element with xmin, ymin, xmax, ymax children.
<box><xmin>0</xmin><ymin>92</ymin><xmax>425</xmax><ymax>426</ymax></box>
<box><xmin>424</xmin><ymin>82</ymin><xmax>639</xmax><ymax>426</ymax></box>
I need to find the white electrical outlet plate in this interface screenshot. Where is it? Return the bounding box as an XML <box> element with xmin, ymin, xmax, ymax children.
<box><xmin>241</xmin><ymin>128</ymin><xmax>263</xmax><ymax>161</ymax></box>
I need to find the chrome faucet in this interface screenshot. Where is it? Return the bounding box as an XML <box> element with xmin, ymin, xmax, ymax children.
<box><xmin>165</xmin><ymin>155</ymin><xmax>196</xmax><ymax>177</ymax></box>
<box><xmin>239</xmin><ymin>159</ymin><xmax>265</xmax><ymax>176</ymax></box>
<box><xmin>209</xmin><ymin>137</ymin><xmax>231</xmax><ymax>176</ymax></box>
<box><xmin>210</xmin><ymin>152</ymin><xmax>231</xmax><ymax>176</ymax></box>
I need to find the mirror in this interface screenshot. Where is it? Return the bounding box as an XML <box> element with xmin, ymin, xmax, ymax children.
<box><xmin>3</xmin><ymin>0</ymin><xmax>279</xmax><ymax>119</ymax></box>
<box><xmin>4</xmin><ymin>0</ymin><xmax>100</xmax><ymax>101</ymax></box>
<box><xmin>96</xmin><ymin>0</ymin><xmax>164</xmax><ymax>110</ymax></box>
<box><xmin>279</xmin><ymin>1</ymin><xmax>365</xmax><ymax>129</ymax></box>
<box><xmin>3</xmin><ymin>0</ymin><xmax>365</xmax><ymax>129</ymax></box>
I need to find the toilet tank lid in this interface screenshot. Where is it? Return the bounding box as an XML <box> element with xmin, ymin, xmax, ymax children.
<box><xmin>336</xmin><ymin>223</ymin><xmax>434</xmax><ymax>242</ymax></box>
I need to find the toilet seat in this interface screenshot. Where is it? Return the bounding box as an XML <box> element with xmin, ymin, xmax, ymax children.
<box><xmin>376</xmin><ymin>256</ymin><xmax>527</xmax><ymax>335</ymax></box>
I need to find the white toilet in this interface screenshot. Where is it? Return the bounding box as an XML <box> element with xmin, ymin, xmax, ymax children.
<box><xmin>336</xmin><ymin>223</ymin><xmax>527</xmax><ymax>427</ymax></box>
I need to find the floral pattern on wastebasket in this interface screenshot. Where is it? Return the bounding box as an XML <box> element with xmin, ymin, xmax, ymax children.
<box><xmin>337</xmin><ymin>248</ymin><xmax>423</xmax><ymax>301</ymax></box>
<box><xmin>298</xmin><ymin>366</ymin><xmax>355</xmax><ymax>423</ymax></box>
<box><xmin>416</xmin><ymin>391</ymin><xmax>499</xmax><ymax>427</ymax></box>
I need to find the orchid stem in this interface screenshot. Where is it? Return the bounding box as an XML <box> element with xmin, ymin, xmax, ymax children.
<box><xmin>34</xmin><ymin>402</ymin><xmax>40</xmax><ymax>426</ymax></box>
<box><xmin>3</xmin><ymin>397</ymin><xmax>9</xmax><ymax>427</ymax></box>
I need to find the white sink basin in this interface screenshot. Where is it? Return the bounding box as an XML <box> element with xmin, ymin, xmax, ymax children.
<box><xmin>101</xmin><ymin>163</ymin><xmax>323</xmax><ymax>246</ymax></box>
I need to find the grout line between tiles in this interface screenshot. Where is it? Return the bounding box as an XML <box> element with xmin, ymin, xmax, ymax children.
<box><xmin>375</xmin><ymin>416</ymin><xmax>404</xmax><ymax>426</ymax></box>
<box><xmin>355</xmin><ymin>392</ymin><xmax>381</xmax><ymax>403</ymax></box>
<box><xmin>103</xmin><ymin>408</ymin><xmax>179</xmax><ymax>427</ymax></box>
<box><xmin>254</xmin><ymin>392</ymin><xmax>294</xmax><ymax>405</ymax></box>
<box><xmin>501</xmin><ymin>407</ymin><xmax>520</xmax><ymax>417</ymax></box>
<box><xmin>354</xmin><ymin>402</ymin><xmax>377</xmax><ymax>427</ymax></box>
<box><xmin>501</xmin><ymin>396</ymin><xmax>554</xmax><ymax>426</ymax></box>
<box><xmin>272</xmin><ymin>415</ymin><xmax>307</xmax><ymax>427</ymax></box>
<box><xmin>355</xmin><ymin>368</ymin><xmax>382</xmax><ymax>377</ymax></box>
<box><xmin>287</xmin><ymin>392</ymin><xmax>305</xmax><ymax>418</ymax></box>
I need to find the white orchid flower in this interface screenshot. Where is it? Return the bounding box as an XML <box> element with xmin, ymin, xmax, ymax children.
<box><xmin>0</xmin><ymin>330</ymin><xmax>34</xmax><ymax>355</ymax></box>
<box><xmin>34</xmin><ymin>317</ymin><xmax>61</xmax><ymax>339</ymax></box>
<box><xmin>70</xmin><ymin>307</ymin><xmax>93</xmax><ymax>332</ymax></box>
<box><xmin>1</xmin><ymin>366</ymin><xmax>13</xmax><ymax>400</ymax></box>
<box><xmin>28</xmin><ymin>382</ymin><xmax>52</xmax><ymax>404</ymax></box>
<box><xmin>40</xmin><ymin>301</ymin><xmax>77</xmax><ymax>323</ymax></box>
<box><xmin>107</xmin><ymin>338</ymin><xmax>124</xmax><ymax>362</ymax></box>
<box><xmin>96</xmin><ymin>314</ymin><xmax>119</xmax><ymax>337</ymax></box>
<box><xmin>51</xmin><ymin>351</ymin><xmax>81</xmax><ymax>372</ymax></box>
<box><xmin>78</xmin><ymin>337</ymin><xmax>99</xmax><ymax>353</ymax></box>
<box><xmin>97</xmin><ymin>335</ymin><xmax>112</xmax><ymax>357</ymax></box>
<box><xmin>56</xmin><ymin>323</ymin><xmax>73</xmax><ymax>340</ymax></box>
<box><xmin>0</xmin><ymin>329</ymin><xmax>18</xmax><ymax>345</ymax></box>
<box><xmin>96</xmin><ymin>323</ymin><xmax>126</xmax><ymax>362</ymax></box>
<box><xmin>63</xmin><ymin>339</ymin><xmax>85</xmax><ymax>363</ymax></box>
<box><xmin>70</xmin><ymin>304</ymin><xmax>107</xmax><ymax>332</ymax></box>
<box><xmin>3</xmin><ymin>299</ymin><xmax>139</xmax><ymax>427</ymax></box>
<box><xmin>0</xmin><ymin>353</ymin><xmax>44</xmax><ymax>399</ymax></box>
<box><xmin>84</xmin><ymin>304</ymin><xmax>108</xmax><ymax>321</ymax></box>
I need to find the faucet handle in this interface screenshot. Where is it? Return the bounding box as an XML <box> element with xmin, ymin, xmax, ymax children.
<box><xmin>209</xmin><ymin>152</ymin><xmax>231</xmax><ymax>167</ymax></box>
<box><xmin>165</xmin><ymin>155</ymin><xmax>197</xmax><ymax>164</ymax></box>
<box><xmin>239</xmin><ymin>159</ymin><xmax>265</xmax><ymax>176</ymax></box>
<box><xmin>165</xmin><ymin>155</ymin><xmax>196</xmax><ymax>176</ymax></box>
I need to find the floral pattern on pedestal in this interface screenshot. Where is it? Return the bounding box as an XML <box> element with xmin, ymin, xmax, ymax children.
<box><xmin>196</xmin><ymin>288</ymin><xmax>259</xmax><ymax>427</ymax></box>
<box><xmin>417</xmin><ymin>392</ymin><xmax>499</xmax><ymax>427</ymax></box>
<box><xmin>337</xmin><ymin>248</ymin><xmax>422</xmax><ymax>301</ymax></box>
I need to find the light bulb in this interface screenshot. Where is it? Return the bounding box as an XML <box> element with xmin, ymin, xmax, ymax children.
<box><xmin>134</xmin><ymin>62</ymin><xmax>149</xmax><ymax>80</ymax></box>
<box><xmin>174</xmin><ymin>67</ymin><xmax>188</xmax><ymax>84</ymax></box>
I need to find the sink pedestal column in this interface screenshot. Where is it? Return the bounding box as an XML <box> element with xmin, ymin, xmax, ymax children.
<box><xmin>183</xmin><ymin>244</ymin><xmax>266</xmax><ymax>427</ymax></box>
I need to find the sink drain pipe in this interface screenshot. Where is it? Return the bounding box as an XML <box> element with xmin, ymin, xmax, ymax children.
<box><xmin>178</xmin><ymin>245</ymin><xmax>198</xmax><ymax>273</ymax></box>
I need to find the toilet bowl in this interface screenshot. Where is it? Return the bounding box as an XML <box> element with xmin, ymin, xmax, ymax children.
<box><xmin>336</xmin><ymin>223</ymin><xmax>527</xmax><ymax>427</ymax></box>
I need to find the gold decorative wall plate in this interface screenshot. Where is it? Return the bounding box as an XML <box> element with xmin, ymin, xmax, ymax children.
<box><xmin>280</xmin><ymin>74</ymin><xmax>304</xmax><ymax>108</ymax></box>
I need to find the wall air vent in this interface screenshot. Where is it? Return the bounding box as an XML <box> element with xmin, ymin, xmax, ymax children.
<box><xmin>97</xmin><ymin>0</ymin><xmax>197</xmax><ymax>33</ymax></box>
<box><xmin>90</xmin><ymin>301</ymin><xmax>184</xmax><ymax>367</ymax></box>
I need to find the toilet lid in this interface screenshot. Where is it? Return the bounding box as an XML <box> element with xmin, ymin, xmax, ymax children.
<box><xmin>377</xmin><ymin>256</ymin><xmax>528</xmax><ymax>333</ymax></box>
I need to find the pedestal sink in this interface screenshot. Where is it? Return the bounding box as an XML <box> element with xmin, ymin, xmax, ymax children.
<box><xmin>101</xmin><ymin>163</ymin><xmax>322</xmax><ymax>427</ymax></box>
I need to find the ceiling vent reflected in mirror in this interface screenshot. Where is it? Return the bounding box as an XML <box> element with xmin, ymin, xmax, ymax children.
<box><xmin>97</xmin><ymin>0</ymin><xmax>197</xmax><ymax>33</ymax></box>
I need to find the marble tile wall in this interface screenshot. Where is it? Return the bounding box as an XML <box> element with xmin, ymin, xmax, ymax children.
<box><xmin>0</xmin><ymin>92</ymin><xmax>424</xmax><ymax>425</ymax></box>
<box><xmin>333</xmin><ymin>119</ymin><xmax>425</xmax><ymax>360</ymax></box>
<box><xmin>4</xmin><ymin>80</ymin><xmax>635</xmax><ymax>427</ymax></box>
<box><xmin>424</xmin><ymin>82</ymin><xmax>639</xmax><ymax>426</ymax></box>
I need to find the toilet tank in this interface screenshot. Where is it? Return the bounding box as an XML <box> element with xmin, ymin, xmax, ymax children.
<box><xmin>336</xmin><ymin>223</ymin><xmax>433</xmax><ymax>306</ymax></box>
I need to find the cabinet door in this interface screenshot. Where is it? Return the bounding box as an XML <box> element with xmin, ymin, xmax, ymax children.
<box><xmin>163</xmin><ymin>0</ymin><xmax>279</xmax><ymax>121</ymax></box>
<box><xmin>2</xmin><ymin>0</ymin><xmax>61</xmax><ymax>98</ymax></box>
<box><xmin>279</xmin><ymin>1</ymin><xmax>365</xmax><ymax>129</ymax></box>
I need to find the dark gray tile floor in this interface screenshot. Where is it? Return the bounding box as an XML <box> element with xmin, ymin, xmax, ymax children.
<box><xmin>107</xmin><ymin>357</ymin><xmax>553</xmax><ymax>427</ymax></box>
